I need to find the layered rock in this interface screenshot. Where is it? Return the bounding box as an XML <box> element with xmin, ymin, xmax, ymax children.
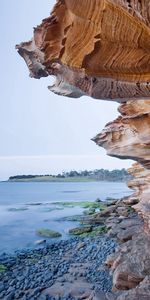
<box><xmin>93</xmin><ymin>100</ymin><xmax>150</xmax><ymax>231</ymax></box>
<box><xmin>16</xmin><ymin>0</ymin><xmax>150</xmax><ymax>101</ymax></box>
<box><xmin>127</xmin><ymin>163</ymin><xmax>150</xmax><ymax>232</ymax></box>
<box><xmin>16</xmin><ymin>0</ymin><xmax>150</xmax><ymax>299</ymax></box>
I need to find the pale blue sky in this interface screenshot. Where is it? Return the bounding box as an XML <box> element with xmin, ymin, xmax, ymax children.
<box><xmin>0</xmin><ymin>0</ymin><xmax>132</xmax><ymax>180</ymax></box>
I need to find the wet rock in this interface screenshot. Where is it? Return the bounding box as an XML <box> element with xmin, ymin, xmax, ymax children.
<box><xmin>95</xmin><ymin>198</ymin><xmax>102</xmax><ymax>203</ymax></box>
<box><xmin>5</xmin><ymin>292</ymin><xmax>15</xmax><ymax>300</ymax></box>
<box><xmin>91</xmin><ymin>291</ymin><xmax>113</xmax><ymax>300</ymax></box>
<box><xmin>69</xmin><ymin>226</ymin><xmax>92</xmax><ymax>235</ymax></box>
<box><xmin>35</xmin><ymin>240</ymin><xmax>46</xmax><ymax>245</ymax></box>
<box><xmin>0</xmin><ymin>237</ymin><xmax>116</xmax><ymax>299</ymax></box>
<box><xmin>0</xmin><ymin>283</ymin><xmax>4</xmax><ymax>293</ymax></box>
<box><xmin>36</xmin><ymin>229</ymin><xmax>62</xmax><ymax>238</ymax></box>
<box><xmin>76</xmin><ymin>242</ymin><xmax>86</xmax><ymax>250</ymax></box>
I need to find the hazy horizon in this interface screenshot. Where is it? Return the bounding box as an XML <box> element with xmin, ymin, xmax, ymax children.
<box><xmin>0</xmin><ymin>155</ymin><xmax>132</xmax><ymax>181</ymax></box>
<box><xmin>0</xmin><ymin>0</ymin><xmax>133</xmax><ymax>181</ymax></box>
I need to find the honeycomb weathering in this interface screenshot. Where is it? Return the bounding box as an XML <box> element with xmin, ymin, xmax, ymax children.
<box><xmin>16</xmin><ymin>0</ymin><xmax>150</xmax><ymax>233</ymax></box>
<box><xmin>16</xmin><ymin>0</ymin><xmax>150</xmax><ymax>101</ymax></box>
<box><xmin>17</xmin><ymin>0</ymin><xmax>150</xmax><ymax>297</ymax></box>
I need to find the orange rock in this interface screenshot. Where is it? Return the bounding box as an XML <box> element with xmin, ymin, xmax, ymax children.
<box><xmin>16</xmin><ymin>0</ymin><xmax>150</xmax><ymax>297</ymax></box>
<box><xmin>16</xmin><ymin>0</ymin><xmax>150</xmax><ymax>100</ymax></box>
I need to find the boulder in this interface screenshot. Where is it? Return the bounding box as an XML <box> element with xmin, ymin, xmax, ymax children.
<box><xmin>112</xmin><ymin>234</ymin><xmax>150</xmax><ymax>290</ymax></box>
<box><xmin>36</xmin><ymin>228</ymin><xmax>62</xmax><ymax>238</ymax></box>
<box><xmin>69</xmin><ymin>226</ymin><xmax>92</xmax><ymax>235</ymax></box>
<box><xmin>116</xmin><ymin>276</ymin><xmax>150</xmax><ymax>300</ymax></box>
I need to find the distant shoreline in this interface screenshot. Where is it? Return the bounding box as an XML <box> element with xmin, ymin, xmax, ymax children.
<box><xmin>7</xmin><ymin>178</ymin><xmax>128</xmax><ymax>183</ymax></box>
<box><xmin>6</xmin><ymin>169</ymin><xmax>132</xmax><ymax>183</ymax></box>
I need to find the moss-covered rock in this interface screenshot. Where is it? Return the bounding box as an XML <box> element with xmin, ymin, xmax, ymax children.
<box><xmin>69</xmin><ymin>226</ymin><xmax>92</xmax><ymax>235</ymax></box>
<box><xmin>36</xmin><ymin>228</ymin><xmax>62</xmax><ymax>238</ymax></box>
<box><xmin>92</xmin><ymin>225</ymin><xmax>109</xmax><ymax>235</ymax></box>
<box><xmin>83</xmin><ymin>208</ymin><xmax>96</xmax><ymax>216</ymax></box>
<box><xmin>95</xmin><ymin>198</ymin><xmax>102</xmax><ymax>202</ymax></box>
<box><xmin>53</xmin><ymin>200</ymin><xmax>106</xmax><ymax>211</ymax></box>
<box><xmin>8</xmin><ymin>207</ymin><xmax>28</xmax><ymax>212</ymax></box>
<box><xmin>0</xmin><ymin>264</ymin><xmax>7</xmax><ymax>273</ymax></box>
<box><xmin>78</xmin><ymin>225</ymin><xmax>109</xmax><ymax>238</ymax></box>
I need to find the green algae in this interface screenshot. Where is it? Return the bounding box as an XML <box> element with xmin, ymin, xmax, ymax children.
<box><xmin>41</xmin><ymin>207</ymin><xmax>64</xmax><ymax>213</ymax></box>
<box><xmin>71</xmin><ymin>225</ymin><xmax>109</xmax><ymax>238</ymax></box>
<box><xmin>69</xmin><ymin>226</ymin><xmax>92</xmax><ymax>235</ymax></box>
<box><xmin>36</xmin><ymin>228</ymin><xmax>62</xmax><ymax>238</ymax></box>
<box><xmin>0</xmin><ymin>264</ymin><xmax>7</xmax><ymax>273</ymax></box>
<box><xmin>52</xmin><ymin>201</ymin><xmax>106</xmax><ymax>210</ymax></box>
<box><xmin>8</xmin><ymin>207</ymin><xmax>29</xmax><ymax>212</ymax></box>
<box><xmin>127</xmin><ymin>206</ymin><xmax>134</xmax><ymax>213</ymax></box>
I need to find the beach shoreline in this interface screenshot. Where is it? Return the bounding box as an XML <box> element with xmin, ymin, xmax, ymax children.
<box><xmin>0</xmin><ymin>196</ymin><xmax>118</xmax><ymax>300</ymax></box>
<box><xmin>0</xmin><ymin>193</ymin><xmax>144</xmax><ymax>300</ymax></box>
<box><xmin>0</xmin><ymin>235</ymin><xmax>116</xmax><ymax>300</ymax></box>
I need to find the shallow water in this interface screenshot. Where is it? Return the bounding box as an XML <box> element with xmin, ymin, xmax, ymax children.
<box><xmin>0</xmin><ymin>181</ymin><xmax>132</xmax><ymax>254</ymax></box>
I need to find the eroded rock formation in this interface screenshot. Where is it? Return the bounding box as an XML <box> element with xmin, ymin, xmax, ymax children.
<box><xmin>93</xmin><ymin>100</ymin><xmax>150</xmax><ymax>232</ymax></box>
<box><xmin>16</xmin><ymin>0</ymin><xmax>150</xmax><ymax>299</ymax></box>
<box><xmin>16</xmin><ymin>0</ymin><xmax>150</xmax><ymax>101</ymax></box>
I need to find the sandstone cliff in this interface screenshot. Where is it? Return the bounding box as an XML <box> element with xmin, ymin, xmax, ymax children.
<box><xmin>16</xmin><ymin>1</ymin><xmax>150</xmax><ymax>299</ymax></box>
<box><xmin>16</xmin><ymin>0</ymin><xmax>150</xmax><ymax>101</ymax></box>
<box><xmin>93</xmin><ymin>100</ymin><xmax>150</xmax><ymax>232</ymax></box>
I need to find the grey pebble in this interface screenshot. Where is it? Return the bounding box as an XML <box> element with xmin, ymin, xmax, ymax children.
<box><xmin>5</xmin><ymin>292</ymin><xmax>15</xmax><ymax>300</ymax></box>
<box><xmin>0</xmin><ymin>236</ymin><xmax>116</xmax><ymax>298</ymax></box>
<box><xmin>38</xmin><ymin>296</ymin><xmax>47</xmax><ymax>300</ymax></box>
<box><xmin>0</xmin><ymin>283</ymin><xmax>4</xmax><ymax>293</ymax></box>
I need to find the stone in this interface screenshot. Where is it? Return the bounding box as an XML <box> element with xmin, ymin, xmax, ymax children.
<box><xmin>123</xmin><ymin>198</ymin><xmax>139</xmax><ymax>205</ymax></box>
<box><xmin>90</xmin><ymin>291</ymin><xmax>108</xmax><ymax>300</ymax></box>
<box><xmin>36</xmin><ymin>229</ymin><xmax>62</xmax><ymax>238</ymax></box>
<box><xmin>38</xmin><ymin>296</ymin><xmax>47</xmax><ymax>300</ymax></box>
<box><xmin>0</xmin><ymin>283</ymin><xmax>4</xmax><ymax>293</ymax></box>
<box><xmin>34</xmin><ymin>240</ymin><xmax>46</xmax><ymax>245</ymax></box>
<box><xmin>76</xmin><ymin>242</ymin><xmax>86</xmax><ymax>250</ymax></box>
<box><xmin>112</xmin><ymin>233</ymin><xmax>150</xmax><ymax>290</ymax></box>
<box><xmin>5</xmin><ymin>292</ymin><xmax>15</xmax><ymax>300</ymax></box>
<box><xmin>95</xmin><ymin>198</ymin><xmax>102</xmax><ymax>203</ymax></box>
<box><xmin>16</xmin><ymin>1</ymin><xmax>150</xmax><ymax>101</ymax></box>
<box><xmin>116</xmin><ymin>276</ymin><xmax>150</xmax><ymax>300</ymax></box>
<box><xmin>105</xmin><ymin>253</ymin><xmax>119</xmax><ymax>269</ymax></box>
<box><xmin>119</xmin><ymin>218</ymin><xmax>143</xmax><ymax>229</ymax></box>
<box><xmin>69</xmin><ymin>226</ymin><xmax>92</xmax><ymax>235</ymax></box>
<box><xmin>16</xmin><ymin>1</ymin><xmax>150</xmax><ymax>229</ymax></box>
<box><xmin>117</xmin><ymin>225</ymin><xmax>141</xmax><ymax>242</ymax></box>
<box><xmin>115</xmin><ymin>207</ymin><xmax>129</xmax><ymax>217</ymax></box>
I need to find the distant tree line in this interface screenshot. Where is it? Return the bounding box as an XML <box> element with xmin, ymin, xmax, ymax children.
<box><xmin>9</xmin><ymin>168</ymin><xmax>131</xmax><ymax>181</ymax></box>
<box><xmin>9</xmin><ymin>175</ymin><xmax>43</xmax><ymax>180</ymax></box>
<box><xmin>55</xmin><ymin>169</ymin><xmax>131</xmax><ymax>181</ymax></box>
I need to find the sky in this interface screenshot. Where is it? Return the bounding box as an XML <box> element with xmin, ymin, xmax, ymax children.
<box><xmin>0</xmin><ymin>0</ymin><xmax>133</xmax><ymax>180</ymax></box>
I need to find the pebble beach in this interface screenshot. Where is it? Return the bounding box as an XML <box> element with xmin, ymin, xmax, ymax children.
<box><xmin>0</xmin><ymin>236</ymin><xmax>116</xmax><ymax>300</ymax></box>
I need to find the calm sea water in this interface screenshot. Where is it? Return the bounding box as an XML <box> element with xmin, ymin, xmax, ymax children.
<box><xmin>0</xmin><ymin>181</ymin><xmax>132</xmax><ymax>254</ymax></box>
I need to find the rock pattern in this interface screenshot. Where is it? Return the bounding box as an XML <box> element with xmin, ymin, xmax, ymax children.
<box><xmin>16</xmin><ymin>0</ymin><xmax>150</xmax><ymax>101</ymax></box>
<box><xmin>0</xmin><ymin>237</ymin><xmax>116</xmax><ymax>299</ymax></box>
<box><xmin>16</xmin><ymin>0</ymin><xmax>150</xmax><ymax>299</ymax></box>
<box><xmin>93</xmin><ymin>100</ymin><xmax>150</xmax><ymax>232</ymax></box>
<box><xmin>89</xmin><ymin>199</ymin><xmax>150</xmax><ymax>299</ymax></box>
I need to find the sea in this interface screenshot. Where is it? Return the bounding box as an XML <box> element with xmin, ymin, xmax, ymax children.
<box><xmin>0</xmin><ymin>181</ymin><xmax>132</xmax><ymax>254</ymax></box>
